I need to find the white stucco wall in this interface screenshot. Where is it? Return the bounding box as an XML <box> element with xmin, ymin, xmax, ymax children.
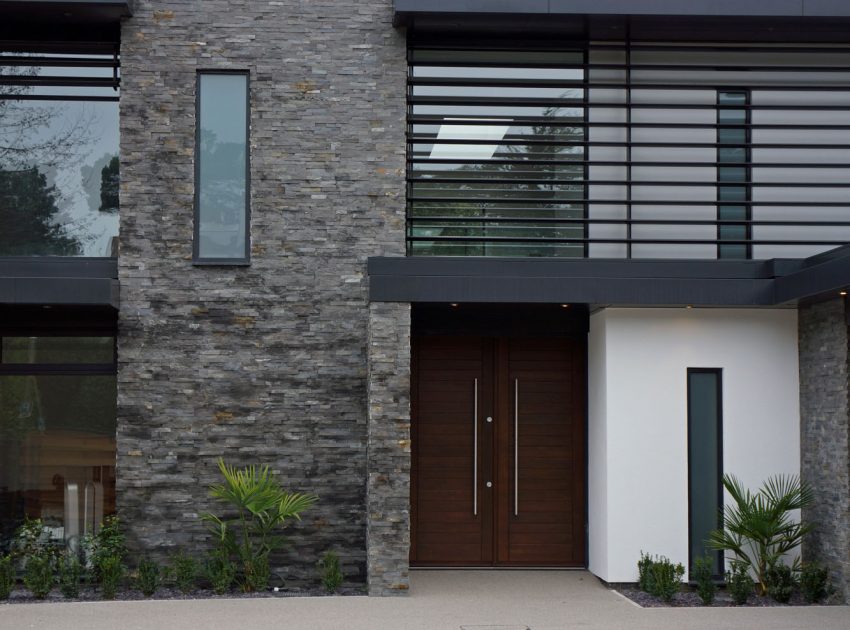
<box><xmin>587</xmin><ymin>307</ymin><xmax>800</xmax><ymax>583</ymax></box>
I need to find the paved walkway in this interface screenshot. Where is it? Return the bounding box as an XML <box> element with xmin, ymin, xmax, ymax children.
<box><xmin>1</xmin><ymin>570</ymin><xmax>848</xmax><ymax>630</ymax></box>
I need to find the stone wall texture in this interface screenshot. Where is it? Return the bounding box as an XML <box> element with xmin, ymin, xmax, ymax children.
<box><xmin>799</xmin><ymin>298</ymin><xmax>850</xmax><ymax>602</ymax></box>
<box><xmin>117</xmin><ymin>0</ymin><xmax>407</xmax><ymax>589</ymax></box>
<box><xmin>366</xmin><ymin>302</ymin><xmax>411</xmax><ymax>595</ymax></box>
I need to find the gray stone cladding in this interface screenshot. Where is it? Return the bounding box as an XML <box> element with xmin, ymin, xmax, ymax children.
<box><xmin>799</xmin><ymin>298</ymin><xmax>850</xmax><ymax>603</ymax></box>
<box><xmin>366</xmin><ymin>302</ymin><xmax>411</xmax><ymax>595</ymax></box>
<box><xmin>117</xmin><ymin>0</ymin><xmax>407</xmax><ymax>590</ymax></box>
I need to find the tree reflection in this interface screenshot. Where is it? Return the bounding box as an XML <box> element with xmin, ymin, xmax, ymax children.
<box><xmin>0</xmin><ymin>61</ymin><xmax>116</xmax><ymax>255</ymax></box>
<box><xmin>413</xmin><ymin>104</ymin><xmax>584</xmax><ymax>257</ymax></box>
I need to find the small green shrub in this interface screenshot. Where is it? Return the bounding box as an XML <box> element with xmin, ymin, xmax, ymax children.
<box><xmin>637</xmin><ymin>551</ymin><xmax>654</xmax><ymax>593</ymax></box>
<box><xmin>206</xmin><ymin>554</ymin><xmax>236</xmax><ymax>595</ymax></box>
<box><xmin>171</xmin><ymin>553</ymin><xmax>198</xmax><ymax>594</ymax></box>
<box><xmin>58</xmin><ymin>555</ymin><xmax>83</xmax><ymax>599</ymax></box>
<box><xmin>765</xmin><ymin>562</ymin><xmax>796</xmax><ymax>603</ymax></box>
<box><xmin>800</xmin><ymin>562</ymin><xmax>833</xmax><ymax>604</ymax></box>
<box><xmin>136</xmin><ymin>558</ymin><xmax>161</xmax><ymax>597</ymax></box>
<box><xmin>23</xmin><ymin>553</ymin><xmax>54</xmax><ymax>599</ymax></box>
<box><xmin>99</xmin><ymin>555</ymin><xmax>124</xmax><ymax>600</ymax></box>
<box><xmin>318</xmin><ymin>551</ymin><xmax>343</xmax><ymax>594</ymax></box>
<box><xmin>650</xmin><ymin>557</ymin><xmax>685</xmax><ymax>602</ymax></box>
<box><xmin>692</xmin><ymin>555</ymin><xmax>716</xmax><ymax>605</ymax></box>
<box><xmin>84</xmin><ymin>516</ymin><xmax>126</xmax><ymax>583</ymax></box>
<box><xmin>727</xmin><ymin>563</ymin><xmax>755</xmax><ymax>605</ymax></box>
<box><xmin>0</xmin><ymin>555</ymin><xmax>14</xmax><ymax>599</ymax></box>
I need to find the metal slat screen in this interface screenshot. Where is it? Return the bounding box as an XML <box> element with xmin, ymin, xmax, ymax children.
<box><xmin>408</xmin><ymin>48</ymin><xmax>587</xmax><ymax>257</ymax></box>
<box><xmin>406</xmin><ymin>42</ymin><xmax>850</xmax><ymax>259</ymax></box>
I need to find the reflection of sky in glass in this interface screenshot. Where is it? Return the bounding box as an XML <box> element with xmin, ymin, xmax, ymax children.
<box><xmin>198</xmin><ymin>74</ymin><xmax>248</xmax><ymax>259</ymax></box>
<box><xmin>0</xmin><ymin>56</ymin><xmax>119</xmax><ymax>256</ymax></box>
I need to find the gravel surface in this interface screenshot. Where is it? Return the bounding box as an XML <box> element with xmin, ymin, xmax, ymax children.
<box><xmin>1</xmin><ymin>585</ymin><xmax>363</xmax><ymax>604</ymax></box>
<box><xmin>615</xmin><ymin>586</ymin><xmax>836</xmax><ymax>608</ymax></box>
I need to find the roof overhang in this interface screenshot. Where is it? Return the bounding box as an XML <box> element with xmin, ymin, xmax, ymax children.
<box><xmin>368</xmin><ymin>245</ymin><xmax>850</xmax><ymax>308</ymax></box>
<box><xmin>0</xmin><ymin>258</ymin><xmax>119</xmax><ymax>308</ymax></box>
<box><xmin>0</xmin><ymin>1</ymin><xmax>131</xmax><ymax>43</ymax></box>
<box><xmin>394</xmin><ymin>1</ymin><xmax>850</xmax><ymax>43</ymax></box>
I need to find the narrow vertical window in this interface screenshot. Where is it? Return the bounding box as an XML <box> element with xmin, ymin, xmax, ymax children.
<box><xmin>717</xmin><ymin>91</ymin><xmax>750</xmax><ymax>259</ymax></box>
<box><xmin>687</xmin><ymin>368</ymin><xmax>723</xmax><ymax>576</ymax></box>
<box><xmin>194</xmin><ymin>72</ymin><xmax>250</xmax><ymax>264</ymax></box>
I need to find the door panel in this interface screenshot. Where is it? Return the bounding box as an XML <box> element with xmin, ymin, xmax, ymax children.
<box><xmin>411</xmin><ymin>336</ymin><xmax>584</xmax><ymax>567</ymax></box>
<box><xmin>500</xmin><ymin>338</ymin><xmax>585</xmax><ymax>566</ymax></box>
<box><xmin>411</xmin><ymin>337</ymin><xmax>493</xmax><ymax>565</ymax></box>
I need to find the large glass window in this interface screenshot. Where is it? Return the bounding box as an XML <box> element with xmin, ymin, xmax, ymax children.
<box><xmin>407</xmin><ymin>48</ymin><xmax>586</xmax><ymax>257</ymax></box>
<box><xmin>687</xmin><ymin>368</ymin><xmax>724</xmax><ymax>577</ymax></box>
<box><xmin>0</xmin><ymin>336</ymin><xmax>116</xmax><ymax>552</ymax></box>
<box><xmin>194</xmin><ymin>72</ymin><xmax>250</xmax><ymax>263</ymax></box>
<box><xmin>0</xmin><ymin>48</ymin><xmax>120</xmax><ymax>257</ymax></box>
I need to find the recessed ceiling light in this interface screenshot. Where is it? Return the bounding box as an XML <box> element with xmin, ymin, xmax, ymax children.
<box><xmin>450</xmin><ymin>303</ymin><xmax>459</xmax><ymax>308</ymax></box>
<box><xmin>841</xmin><ymin>291</ymin><xmax>848</xmax><ymax>297</ymax></box>
<box><xmin>561</xmin><ymin>304</ymin><xmax>570</xmax><ymax>309</ymax></box>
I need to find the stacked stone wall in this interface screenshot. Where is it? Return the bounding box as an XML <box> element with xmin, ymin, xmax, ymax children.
<box><xmin>117</xmin><ymin>0</ymin><xmax>407</xmax><ymax>588</ymax></box>
<box><xmin>799</xmin><ymin>298</ymin><xmax>850</xmax><ymax>602</ymax></box>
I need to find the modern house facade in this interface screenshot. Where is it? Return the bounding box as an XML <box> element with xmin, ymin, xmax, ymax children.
<box><xmin>1</xmin><ymin>0</ymin><xmax>849</xmax><ymax>599</ymax></box>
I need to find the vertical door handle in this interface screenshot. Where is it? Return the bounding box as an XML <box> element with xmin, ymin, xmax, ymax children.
<box><xmin>473</xmin><ymin>377</ymin><xmax>478</xmax><ymax>517</ymax></box>
<box><xmin>514</xmin><ymin>378</ymin><xmax>519</xmax><ymax>517</ymax></box>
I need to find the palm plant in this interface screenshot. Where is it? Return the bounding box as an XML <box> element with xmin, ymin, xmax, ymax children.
<box><xmin>707</xmin><ymin>474</ymin><xmax>814</xmax><ymax>595</ymax></box>
<box><xmin>201</xmin><ymin>459</ymin><xmax>317</xmax><ymax>592</ymax></box>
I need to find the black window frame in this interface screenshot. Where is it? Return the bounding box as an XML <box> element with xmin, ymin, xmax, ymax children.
<box><xmin>686</xmin><ymin>367</ymin><xmax>725</xmax><ymax>580</ymax></box>
<box><xmin>716</xmin><ymin>89</ymin><xmax>752</xmax><ymax>260</ymax></box>
<box><xmin>193</xmin><ymin>69</ymin><xmax>251</xmax><ymax>266</ymax></box>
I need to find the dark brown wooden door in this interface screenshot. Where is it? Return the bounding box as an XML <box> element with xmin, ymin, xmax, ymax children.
<box><xmin>411</xmin><ymin>336</ymin><xmax>585</xmax><ymax>567</ymax></box>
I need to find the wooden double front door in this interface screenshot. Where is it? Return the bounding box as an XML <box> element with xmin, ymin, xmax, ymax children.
<box><xmin>411</xmin><ymin>336</ymin><xmax>586</xmax><ymax>567</ymax></box>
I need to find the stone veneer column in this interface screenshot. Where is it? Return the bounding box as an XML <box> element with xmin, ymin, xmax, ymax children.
<box><xmin>799</xmin><ymin>298</ymin><xmax>850</xmax><ymax>602</ymax></box>
<box><xmin>366</xmin><ymin>302</ymin><xmax>411</xmax><ymax>595</ymax></box>
<box><xmin>117</xmin><ymin>0</ymin><xmax>407</xmax><ymax>587</ymax></box>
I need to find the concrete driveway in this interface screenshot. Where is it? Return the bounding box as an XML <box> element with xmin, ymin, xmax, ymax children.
<box><xmin>1</xmin><ymin>570</ymin><xmax>848</xmax><ymax>630</ymax></box>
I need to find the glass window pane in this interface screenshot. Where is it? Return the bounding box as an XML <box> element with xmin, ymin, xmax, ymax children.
<box><xmin>0</xmin><ymin>53</ymin><xmax>120</xmax><ymax>257</ymax></box>
<box><xmin>2</xmin><ymin>337</ymin><xmax>114</xmax><ymax>364</ymax></box>
<box><xmin>408</xmin><ymin>48</ymin><xmax>586</xmax><ymax>257</ymax></box>
<box><xmin>688</xmin><ymin>370</ymin><xmax>723</xmax><ymax>576</ymax></box>
<box><xmin>0</xmin><ymin>374</ymin><xmax>116</xmax><ymax>551</ymax></box>
<box><xmin>196</xmin><ymin>73</ymin><xmax>249</xmax><ymax>261</ymax></box>
<box><xmin>718</xmin><ymin>186</ymin><xmax>747</xmax><ymax>202</ymax></box>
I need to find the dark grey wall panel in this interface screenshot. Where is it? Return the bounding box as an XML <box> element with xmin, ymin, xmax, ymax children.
<box><xmin>804</xmin><ymin>0</ymin><xmax>850</xmax><ymax>17</ymax></box>
<box><xmin>0</xmin><ymin>278</ymin><xmax>118</xmax><ymax>306</ymax></box>
<box><xmin>548</xmin><ymin>0</ymin><xmax>803</xmax><ymax>16</ymax></box>
<box><xmin>0</xmin><ymin>257</ymin><xmax>117</xmax><ymax>279</ymax></box>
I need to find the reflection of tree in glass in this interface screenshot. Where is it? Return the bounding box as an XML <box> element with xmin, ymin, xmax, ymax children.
<box><xmin>201</xmin><ymin>129</ymin><xmax>245</xmax><ymax>217</ymax></box>
<box><xmin>0</xmin><ymin>168</ymin><xmax>81</xmax><ymax>255</ymax></box>
<box><xmin>97</xmin><ymin>156</ymin><xmax>119</xmax><ymax>214</ymax></box>
<box><xmin>199</xmin><ymin>129</ymin><xmax>246</xmax><ymax>255</ymax></box>
<box><xmin>415</xmin><ymin>103</ymin><xmax>583</xmax><ymax>257</ymax></box>
<box><xmin>0</xmin><ymin>63</ymin><xmax>101</xmax><ymax>254</ymax></box>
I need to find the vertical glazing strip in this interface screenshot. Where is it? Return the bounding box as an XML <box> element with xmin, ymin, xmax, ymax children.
<box><xmin>514</xmin><ymin>378</ymin><xmax>519</xmax><ymax>517</ymax></box>
<box><xmin>473</xmin><ymin>377</ymin><xmax>478</xmax><ymax>516</ymax></box>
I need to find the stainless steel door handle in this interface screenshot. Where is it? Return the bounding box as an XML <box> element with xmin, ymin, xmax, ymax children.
<box><xmin>473</xmin><ymin>377</ymin><xmax>478</xmax><ymax>516</ymax></box>
<box><xmin>514</xmin><ymin>378</ymin><xmax>519</xmax><ymax>517</ymax></box>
